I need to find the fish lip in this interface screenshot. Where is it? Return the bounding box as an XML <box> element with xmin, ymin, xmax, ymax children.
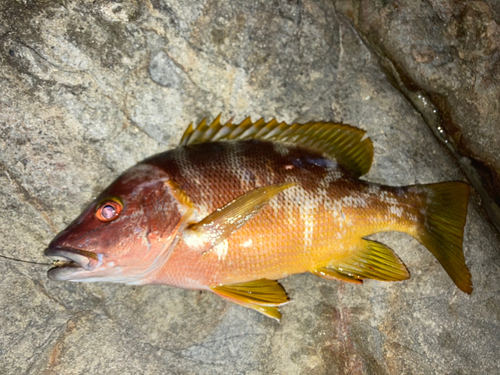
<box><xmin>44</xmin><ymin>247</ymin><xmax>100</xmax><ymax>272</ymax></box>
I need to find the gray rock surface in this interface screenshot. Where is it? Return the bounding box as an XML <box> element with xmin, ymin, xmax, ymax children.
<box><xmin>1</xmin><ymin>1</ymin><xmax>499</xmax><ymax>374</ymax></box>
<box><xmin>336</xmin><ymin>0</ymin><xmax>500</xmax><ymax>232</ymax></box>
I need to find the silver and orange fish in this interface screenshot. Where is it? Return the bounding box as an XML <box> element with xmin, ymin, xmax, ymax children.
<box><xmin>45</xmin><ymin>116</ymin><xmax>472</xmax><ymax>320</ymax></box>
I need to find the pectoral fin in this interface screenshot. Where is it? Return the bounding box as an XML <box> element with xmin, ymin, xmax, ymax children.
<box><xmin>328</xmin><ymin>240</ymin><xmax>410</xmax><ymax>282</ymax></box>
<box><xmin>184</xmin><ymin>182</ymin><xmax>296</xmax><ymax>253</ymax></box>
<box><xmin>211</xmin><ymin>279</ymin><xmax>289</xmax><ymax>321</ymax></box>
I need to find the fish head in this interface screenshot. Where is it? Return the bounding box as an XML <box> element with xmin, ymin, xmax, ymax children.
<box><xmin>45</xmin><ymin>163</ymin><xmax>189</xmax><ymax>284</ymax></box>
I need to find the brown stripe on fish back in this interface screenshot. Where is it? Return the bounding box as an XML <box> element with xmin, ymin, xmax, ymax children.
<box><xmin>146</xmin><ymin>140</ymin><xmax>346</xmax><ymax>211</ymax></box>
<box><xmin>179</xmin><ymin>141</ymin><xmax>259</xmax><ymax>211</ymax></box>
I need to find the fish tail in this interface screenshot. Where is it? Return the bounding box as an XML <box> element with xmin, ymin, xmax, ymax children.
<box><xmin>412</xmin><ymin>182</ymin><xmax>472</xmax><ymax>293</ymax></box>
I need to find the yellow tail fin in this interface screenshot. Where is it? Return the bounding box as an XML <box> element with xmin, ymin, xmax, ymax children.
<box><xmin>413</xmin><ymin>182</ymin><xmax>472</xmax><ymax>293</ymax></box>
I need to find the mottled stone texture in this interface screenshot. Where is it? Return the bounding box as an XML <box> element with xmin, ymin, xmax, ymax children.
<box><xmin>336</xmin><ymin>0</ymin><xmax>500</xmax><ymax>231</ymax></box>
<box><xmin>0</xmin><ymin>1</ymin><xmax>499</xmax><ymax>374</ymax></box>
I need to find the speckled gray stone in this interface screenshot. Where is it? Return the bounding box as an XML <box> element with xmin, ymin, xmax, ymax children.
<box><xmin>1</xmin><ymin>1</ymin><xmax>499</xmax><ymax>374</ymax></box>
<box><xmin>336</xmin><ymin>0</ymin><xmax>500</xmax><ymax>232</ymax></box>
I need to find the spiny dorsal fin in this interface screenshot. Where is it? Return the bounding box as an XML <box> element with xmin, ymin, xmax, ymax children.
<box><xmin>210</xmin><ymin>279</ymin><xmax>289</xmax><ymax>321</ymax></box>
<box><xmin>179</xmin><ymin>114</ymin><xmax>374</xmax><ymax>176</ymax></box>
<box><xmin>330</xmin><ymin>240</ymin><xmax>410</xmax><ymax>281</ymax></box>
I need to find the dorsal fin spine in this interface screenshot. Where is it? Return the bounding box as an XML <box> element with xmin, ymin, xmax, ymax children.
<box><xmin>240</xmin><ymin>116</ymin><xmax>252</xmax><ymax>127</ymax></box>
<box><xmin>203</xmin><ymin>123</ymin><xmax>218</xmax><ymax>142</ymax></box>
<box><xmin>179</xmin><ymin>115</ymin><xmax>374</xmax><ymax>176</ymax></box>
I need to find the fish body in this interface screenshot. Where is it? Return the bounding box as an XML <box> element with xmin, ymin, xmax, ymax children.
<box><xmin>46</xmin><ymin>117</ymin><xmax>472</xmax><ymax>320</ymax></box>
<box><xmin>144</xmin><ymin>140</ymin><xmax>415</xmax><ymax>288</ymax></box>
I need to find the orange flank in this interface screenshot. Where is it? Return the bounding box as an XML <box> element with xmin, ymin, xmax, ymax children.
<box><xmin>45</xmin><ymin>116</ymin><xmax>472</xmax><ymax>320</ymax></box>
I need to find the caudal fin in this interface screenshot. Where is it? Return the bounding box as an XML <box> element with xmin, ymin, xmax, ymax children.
<box><xmin>413</xmin><ymin>182</ymin><xmax>472</xmax><ymax>293</ymax></box>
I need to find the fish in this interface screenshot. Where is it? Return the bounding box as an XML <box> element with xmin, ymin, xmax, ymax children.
<box><xmin>45</xmin><ymin>115</ymin><xmax>472</xmax><ymax>320</ymax></box>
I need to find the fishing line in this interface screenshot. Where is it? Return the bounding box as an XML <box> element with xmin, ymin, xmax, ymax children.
<box><xmin>0</xmin><ymin>252</ymin><xmax>52</xmax><ymax>266</ymax></box>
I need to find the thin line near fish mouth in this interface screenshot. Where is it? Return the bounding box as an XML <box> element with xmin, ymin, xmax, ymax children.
<box><xmin>44</xmin><ymin>247</ymin><xmax>100</xmax><ymax>271</ymax></box>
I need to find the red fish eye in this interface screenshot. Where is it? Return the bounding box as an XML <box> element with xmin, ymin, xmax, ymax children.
<box><xmin>95</xmin><ymin>199</ymin><xmax>123</xmax><ymax>222</ymax></box>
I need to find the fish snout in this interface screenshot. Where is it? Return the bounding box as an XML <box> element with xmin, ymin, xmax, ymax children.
<box><xmin>44</xmin><ymin>247</ymin><xmax>102</xmax><ymax>281</ymax></box>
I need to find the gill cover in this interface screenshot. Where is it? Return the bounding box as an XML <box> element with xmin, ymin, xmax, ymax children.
<box><xmin>46</xmin><ymin>165</ymin><xmax>191</xmax><ymax>284</ymax></box>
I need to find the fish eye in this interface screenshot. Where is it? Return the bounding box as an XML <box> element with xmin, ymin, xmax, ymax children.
<box><xmin>95</xmin><ymin>198</ymin><xmax>123</xmax><ymax>222</ymax></box>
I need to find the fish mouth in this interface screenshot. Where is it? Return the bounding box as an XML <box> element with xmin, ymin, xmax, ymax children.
<box><xmin>44</xmin><ymin>247</ymin><xmax>101</xmax><ymax>281</ymax></box>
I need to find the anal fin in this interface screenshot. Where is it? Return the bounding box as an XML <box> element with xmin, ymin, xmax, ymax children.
<box><xmin>330</xmin><ymin>239</ymin><xmax>410</xmax><ymax>282</ymax></box>
<box><xmin>311</xmin><ymin>267</ymin><xmax>363</xmax><ymax>284</ymax></box>
<box><xmin>210</xmin><ymin>279</ymin><xmax>289</xmax><ymax>321</ymax></box>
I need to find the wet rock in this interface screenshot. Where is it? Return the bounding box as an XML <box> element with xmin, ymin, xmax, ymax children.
<box><xmin>336</xmin><ymin>0</ymin><xmax>500</xmax><ymax>232</ymax></box>
<box><xmin>1</xmin><ymin>0</ymin><xmax>499</xmax><ymax>374</ymax></box>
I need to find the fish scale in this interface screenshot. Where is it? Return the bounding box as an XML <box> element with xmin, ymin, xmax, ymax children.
<box><xmin>45</xmin><ymin>116</ymin><xmax>472</xmax><ymax>320</ymax></box>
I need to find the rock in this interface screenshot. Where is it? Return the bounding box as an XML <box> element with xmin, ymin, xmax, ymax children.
<box><xmin>1</xmin><ymin>0</ymin><xmax>499</xmax><ymax>374</ymax></box>
<box><xmin>336</xmin><ymin>0</ymin><xmax>500</xmax><ymax>233</ymax></box>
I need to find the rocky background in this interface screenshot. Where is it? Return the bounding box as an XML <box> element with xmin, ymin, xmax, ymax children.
<box><xmin>1</xmin><ymin>1</ymin><xmax>499</xmax><ymax>374</ymax></box>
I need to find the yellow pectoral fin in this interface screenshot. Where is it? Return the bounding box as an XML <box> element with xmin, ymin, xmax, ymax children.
<box><xmin>311</xmin><ymin>267</ymin><xmax>363</xmax><ymax>284</ymax></box>
<box><xmin>329</xmin><ymin>240</ymin><xmax>410</xmax><ymax>282</ymax></box>
<box><xmin>210</xmin><ymin>279</ymin><xmax>290</xmax><ymax>321</ymax></box>
<box><xmin>245</xmin><ymin>305</ymin><xmax>282</xmax><ymax>321</ymax></box>
<box><xmin>186</xmin><ymin>182</ymin><xmax>296</xmax><ymax>253</ymax></box>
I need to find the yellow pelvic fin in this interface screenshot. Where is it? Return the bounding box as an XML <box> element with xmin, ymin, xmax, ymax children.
<box><xmin>330</xmin><ymin>240</ymin><xmax>410</xmax><ymax>281</ymax></box>
<box><xmin>412</xmin><ymin>182</ymin><xmax>472</xmax><ymax>294</ymax></box>
<box><xmin>186</xmin><ymin>182</ymin><xmax>295</xmax><ymax>253</ymax></box>
<box><xmin>244</xmin><ymin>304</ymin><xmax>282</xmax><ymax>321</ymax></box>
<box><xmin>179</xmin><ymin>115</ymin><xmax>374</xmax><ymax>176</ymax></box>
<box><xmin>311</xmin><ymin>267</ymin><xmax>363</xmax><ymax>284</ymax></box>
<box><xmin>210</xmin><ymin>279</ymin><xmax>289</xmax><ymax>321</ymax></box>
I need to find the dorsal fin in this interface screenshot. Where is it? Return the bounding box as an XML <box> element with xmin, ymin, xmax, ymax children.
<box><xmin>179</xmin><ymin>114</ymin><xmax>374</xmax><ymax>176</ymax></box>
